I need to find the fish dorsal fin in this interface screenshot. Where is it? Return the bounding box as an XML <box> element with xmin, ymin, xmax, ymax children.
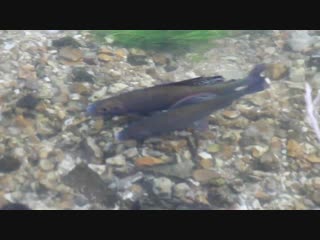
<box><xmin>169</xmin><ymin>93</ymin><xmax>217</xmax><ymax>109</ymax></box>
<box><xmin>160</xmin><ymin>75</ymin><xmax>225</xmax><ymax>87</ymax></box>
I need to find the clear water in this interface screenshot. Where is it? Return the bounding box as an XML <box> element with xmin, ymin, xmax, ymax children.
<box><xmin>0</xmin><ymin>30</ymin><xmax>319</xmax><ymax>210</ymax></box>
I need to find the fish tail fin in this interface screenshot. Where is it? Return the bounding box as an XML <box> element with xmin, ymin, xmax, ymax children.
<box><xmin>243</xmin><ymin>63</ymin><xmax>270</xmax><ymax>94</ymax></box>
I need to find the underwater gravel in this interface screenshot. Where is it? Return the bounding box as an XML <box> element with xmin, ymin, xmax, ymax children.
<box><xmin>1</xmin><ymin>30</ymin><xmax>320</xmax><ymax>209</ymax></box>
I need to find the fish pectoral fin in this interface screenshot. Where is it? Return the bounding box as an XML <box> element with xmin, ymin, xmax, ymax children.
<box><xmin>192</xmin><ymin>118</ymin><xmax>209</xmax><ymax>131</ymax></box>
<box><xmin>170</xmin><ymin>93</ymin><xmax>217</xmax><ymax>109</ymax></box>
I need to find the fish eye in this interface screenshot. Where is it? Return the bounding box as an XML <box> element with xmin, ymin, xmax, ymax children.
<box><xmin>99</xmin><ymin>107</ymin><xmax>108</xmax><ymax>113</ymax></box>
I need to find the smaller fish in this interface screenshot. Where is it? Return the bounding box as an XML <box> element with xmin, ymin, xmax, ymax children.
<box><xmin>117</xmin><ymin>65</ymin><xmax>269</xmax><ymax>141</ymax></box>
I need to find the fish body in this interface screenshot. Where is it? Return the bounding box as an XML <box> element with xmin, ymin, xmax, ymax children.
<box><xmin>86</xmin><ymin>75</ymin><xmax>225</xmax><ymax>117</ymax></box>
<box><xmin>86</xmin><ymin>65</ymin><xmax>266</xmax><ymax>117</ymax></box>
<box><xmin>117</xmin><ymin>64</ymin><xmax>269</xmax><ymax>141</ymax></box>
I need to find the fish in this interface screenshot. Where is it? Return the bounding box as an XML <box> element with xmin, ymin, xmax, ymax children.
<box><xmin>117</xmin><ymin>64</ymin><xmax>270</xmax><ymax>141</ymax></box>
<box><xmin>86</xmin><ymin>65</ymin><xmax>266</xmax><ymax>117</ymax></box>
<box><xmin>86</xmin><ymin>75</ymin><xmax>225</xmax><ymax>117</ymax></box>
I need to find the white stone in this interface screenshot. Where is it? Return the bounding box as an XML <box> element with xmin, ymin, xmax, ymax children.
<box><xmin>106</xmin><ymin>155</ymin><xmax>126</xmax><ymax>166</ymax></box>
<box><xmin>198</xmin><ymin>151</ymin><xmax>212</xmax><ymax>159</ymax></box>
<box><xmin>39</xmin><ymin>159</ymin><xmax>55</xmax><ymax>171</ymax></box>
<box><xmin>88</xmin><ymin>164</ymin><xmax>106</xmax><ymax>175</ymax></box>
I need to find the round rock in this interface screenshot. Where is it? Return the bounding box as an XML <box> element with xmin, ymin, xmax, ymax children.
<box><xmin>152</xmin><ymin>177</ymin><xmax>174</xmax><ymax>199</ymax></box>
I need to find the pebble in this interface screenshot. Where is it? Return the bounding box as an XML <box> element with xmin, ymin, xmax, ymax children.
<box><xmin>288</xmin><ymin>30</ymin><xmax>316</xmax><ymax>52</ymax></box>
<box><xmin>192</xmin><ymin>169</ymin><xmax>220</xmax><ymax>184</ymax></box>
<box><xmin>59</xmin><ymin>47</ymin><xmax>83</xmax><ymax>62</ymax></box>
<box><xmin>305</xmin><ymin>154</ymin><xmax>320</xmax><ymax>163</ymax></box>
<box><xmin>152</xmin><ymin>177</ymin><xmax>174</xmax><ymax>199</ymax></box>
<box><xmin>127</xmin><ymin>54</ymin><xmax>148</xmax><ymax>66</ymax></box>
<box><xmin>312</xmin><ymin>177</ymin><xmax>320</xmax><ymax>190</ymax></box>
<box><xmin>265</xmin><ymin>63</ymin><xmax>288</xmax><ymax>80</ymax></box>
<box><xmin>86</xmin><ymin>137</ymin><xmax>102</xmax><ymax>159</ymax></box>
<box><xmin>251</xmin><ymin>145</ymin><xmax>269</xmax><ymax>158</ymax></box>
<box><xmin>98</xmin><ymin>54</ymin><xmax>113</xmax><ymax>62</ymax></box>
<box><xmin>108</xmin><ymin>83</ymin><xmax>128</xmax><ymax>93</ymax></box>
<box><xmin>70</xmin><ymin>83</ymin><xmax>91</xmax><ymax>95</ymax></box>
<box><xmin>71</xmin><ymin>67</ymin><xmax>95</xmax><ymax>82</ymax></box>
<box><xmin>18</xmin><ymin>64</ymin><xmax>37</xmax><ymax>81</ymax></box>
<box><xmin>289</xmin><ymin>66</ymin><xmax>305</xmax><ymax>82</ymax></box>
<box><xmin>264</xmin><ymin>47</ymin><xmax>276</xmax><ymax>55</ymax></box>
<box><xmin>16</xmin><ymin>94</ymin><xmax>40</xmax><ymax>109</ymax></box>
<box><xmin>62</xmin><ymin>164</ymin><xmax>118</xmax><ymax>206</ymax></box>
<box><xmin>222</xmin><ymin>110</ymin><xmax>240</xmax><ymax>119</ymax></box>
<box><xmin>148</xmin><ymin>159</ymin><xmax>194</xmax><ymax>179</ymax></box>
<box><xmin>173</xmin><ymin>183</ymin><xmax>192</xmax><ymax>202</ymax></box>
<box><xmin>207</xmin><ymin>144</ymin><xmax>220</xmax><ymax>153</ymax></box>
<box><xmin>200</xmin><ymin>158</ymin><xmax>214</xmax><ymax>169</ymax></box>
<box><xmin>122</xmin><ymin>148</ymin><xmax>139</xmax><ymax>158</ymax></box>
<box><xmin>198</xmin><ymin>151</ymin><xmax>212</xmax><ymax>160</ymax></box>
<box><xmin>88</xmin><ymin>164</ymin><xmax>106</xmax><ymax>175</ymax></box>
<box><xmin>287</xmin><ymin>139</ymin><xmax>304</xmax><ymax>158</ymax></box>
<box><xmin>106</xmin><ymin>155</ymin><xmax>126</xmax><ymax>167</ymax></box>
<box><xmin>52</xmin><ymin>36</ymin><xmax>81</xmax><ymax>48</ymax></box>
<box><xmin>311</xmin><ymin>191</ymin><xmax>320</xmax><ymax>205</ymax></box>
<box><xmin>0</xmin><ymin>155</ymin><xmax>21</xmax><ymax>173</ymax></box>
<box><xmin>135</xmin><ymin>156</ymin><xmax>167</xmax><ymax>167</ymax></box>
<box><xmin>259</xmin><ymin>152</ymin><xmax>280</xmax><ymax>171</ymax></box>
<box><xmin>255</xmin><ymin>190</ymin><xmax>272</xmax><ymax>202</ymax></box>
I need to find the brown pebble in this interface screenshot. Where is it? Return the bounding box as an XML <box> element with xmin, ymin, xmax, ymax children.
<box><xmin>287</xmin><ymin>139</ymin><xmax>304</xmax><ymax>158</ymax></box>
<box><xmin>306</xmin><ymin>154</ymin><xmax>320</xmax><ymax>163</ymax></box>
<box><xmin>265</xmin><ymin>63</ymin><xmax>288</xmax><ymax>80</ymax></box>
<box><xmin>135</xmin><ymin>156</ymin><xmax>167</xmax><ymax>167</ymax></box>
<box><xmin>200</xmin><ymin>158</ymin><xmax>214</xmax><ymax>169</ymax></box>
<box><xmin>98</xmin><ymin>54</ymin><xmax>113</xmax><ymax>62</ymax></box>
<box><xmin>59</xmin><ymin>47</ymin><xmax>83</xmax><ymax>62</ymax></box>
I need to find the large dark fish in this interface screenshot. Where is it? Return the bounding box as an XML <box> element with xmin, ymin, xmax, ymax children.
<box><xmin>86</xmin><ymin>64</ymin><xmax>266</xmax><ymax>117</ymax></box>
<box><xmin>117</xmin><ymin>65</ymin><xmax>270</xmax><ymax>141</ymax></box>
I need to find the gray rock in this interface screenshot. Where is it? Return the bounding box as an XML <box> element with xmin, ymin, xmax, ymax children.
<box><xmin>152</xmin><ymin>177</ymin><xmax>174</xmax><ymax>199</ymax></box>
<box><xmin>240</xmin><ymin>119</ymin><xmax>275</xmax><ymax>145</ymax></box>
<box><xmin>0</xmin><ymin>155</ymin><xmax>21</xmax><ymax>173</ymax></box>
<box><xmin>62</xmin><ymin>164</ymin><xmax>118</xmax><ymax>207</ymax></box>
<box><xmin>39</xmin><ymin>159</ymin><xmax>55</xmax><ymax>171</ymax></box>
<box><xmin>127</xmin><ymin>49</ymin><xmax>148</xmax><ymax>66</ymax></box>
<box><xmin>147</xmin><ymin>159</ymin><xmax>194</xmax><ymax>179</ymax></box>
<box><xmin>0</xmin><ymin>63</ymin><xmax>11</xmax><ymax>73</ymax></box>
<box><xmin>105</xmin><ymin>155</ymin><xmax>126</xmax><ymax>167</ymax></box>
<box><xmin>71</xmin><ymin>67</ymin><xmax>95</xmax><ymax>82</ymax></box>
<box><xmin>85</xmin><ymin>137</ymin><xmax>103</xmax><ymax>160</ymax></box>
<box><xmin>122</xmin><ymin>148</ymin><xmax>139</xmax><ymax>158</ymax></box>
<box><xmin>173</xmin><ymin>183</ymin><xmax>191</xmax><ymax>200</ymax></box>
<box><xmin>311</xmin><ymin>191</ymin><xmax>320</xmax><ymax>205</ymax></box>
<box><xmin>52</xmin><ymin>36</ymin><xmax>82</xmax><ymax>48</ymax></box>
<box><xmin>16</xmin><ymin>94</ymin><xmax>40</xmax><ymax>109</ymax></box>
<box><xmin>311</xmin><ymin>72</ymin><xmax>320</xmax><ymax>89</ymax></box>
<box><xmin>308</xmin><ymin>52</ymin><xmax>320</xmax><ymax>70</ymax></box>
<box><xmin>288</xmin><ymin>30</ymin><xmax>316</xmax><ymax>52</ymax></box>
<box><xmin>256</xmin><ymin>151</ymin><xmax>280</xmax><ymax>171</ymax></box>
<box><xmin>289</xmin><ymin>66</ymin><xmax>305</xmax><ymax>82</ymax></box>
